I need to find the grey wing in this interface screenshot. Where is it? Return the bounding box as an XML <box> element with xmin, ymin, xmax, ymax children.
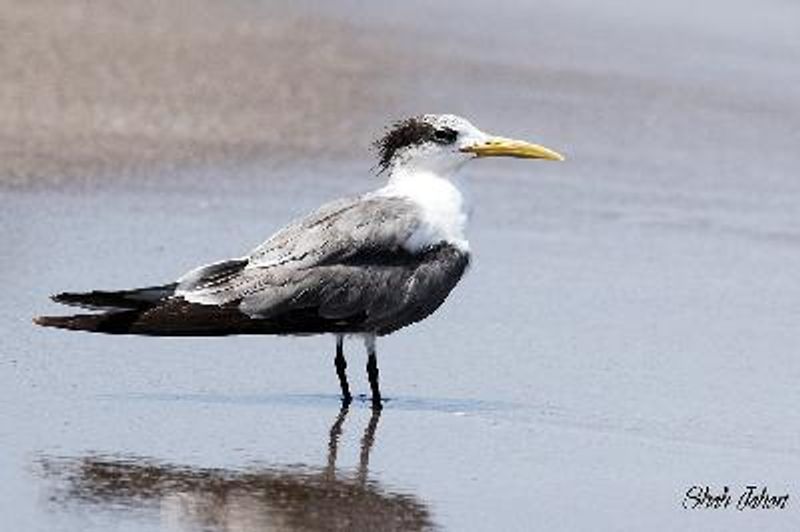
<box><xmin>173</xmin><ymin>196</ymin><xmax>362</xmax><ymax>302</ymax></box>
<box><xmin>174</xmin><ymin>194</ymin><xmax>470</xmax><ymax>335</ymax></box>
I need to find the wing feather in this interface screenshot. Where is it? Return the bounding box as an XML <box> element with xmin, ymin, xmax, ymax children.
<box><xmin>176</xmin><ymin>195</ymin><xmax>421</xmax><ymax>315</ymax></box>
<box><xmin>40</xmin><ymin>194</ymin><xmax>469</xmax><ymax>337</ymax></box>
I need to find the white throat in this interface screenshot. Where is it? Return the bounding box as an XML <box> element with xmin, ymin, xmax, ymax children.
<box><xmin>377</xmin><ymin>167</ymin><xmax>470</xmax><ymax>252</ymax></box>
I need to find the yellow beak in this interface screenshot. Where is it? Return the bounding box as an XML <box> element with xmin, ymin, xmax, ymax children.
<box><xmin>461</xmin><ymin>136</ymin><xmax>565</xmax><ymax>161</ymax></box>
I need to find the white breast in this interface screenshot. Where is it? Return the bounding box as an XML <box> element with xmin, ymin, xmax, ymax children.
<box><xmin>376</xmin><ymin>170</ymin><xmax>470</xmax><ymax>252</ymax></box>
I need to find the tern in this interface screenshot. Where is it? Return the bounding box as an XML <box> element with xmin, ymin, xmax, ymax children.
<box><xmin>35</xmin><ymin>114</ymin><xmax>564</xmax><ymax>408</ymax></box>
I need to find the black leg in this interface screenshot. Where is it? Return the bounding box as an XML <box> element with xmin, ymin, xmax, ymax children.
<box><xmin>365</xmin><ymin>335</ymin><xmax>382</xmax><ymax>409</ymax></box>
<box><xmin>334</xmin><ymin>336</ymin><xmax>352</xmax><ymax>404</ymax></box>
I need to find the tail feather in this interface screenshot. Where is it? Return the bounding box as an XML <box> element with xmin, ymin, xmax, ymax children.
<box><xmin>51</xmin><ymin>283</ymin><xmax>178</xmax><ymax>310</ymax></box>
<box><xmin>34</xmin><ymin>311</ymin><xmax>142</xmax><ymax>334</ymax></box>
<box><xmin>35</xmin><ymin>298</ymin><xmax>362</xmax><ymax>336</ymax></box>
<box><xmin>35</xmin><ymin>297</ymin><xmax>266</xmax><ymax>336</ymax></box>
<box><xmin>37</xmin><ymin>282</ymin><xmax>177</xmax><ymax>334</ymax></box>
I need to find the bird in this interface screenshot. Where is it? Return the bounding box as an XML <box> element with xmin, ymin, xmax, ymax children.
<box><xmin>34</xmin><ymin>114</ymin><xmax>564</xmax><ymax>408</ymax></box>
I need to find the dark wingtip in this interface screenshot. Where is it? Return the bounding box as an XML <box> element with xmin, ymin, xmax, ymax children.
<box><xmin>51</xmin><ymin>292</ymin><xmax>80</xmax><ymax>304</ymax></box>
<box><xmin>33</xmin><ymin>315</ymin><xmax>61</xmax><ymax>328</ymax></box>
<box><xmin>33</xmin><ymin>314</ymin><xmax>97</xmax><ymax>331</ymax></box>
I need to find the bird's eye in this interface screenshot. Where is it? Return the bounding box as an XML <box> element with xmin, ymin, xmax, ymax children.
<box><xmin>433</xmin><ymin>127</ymin><xmax>458</xmax><ymax>144</ymax></box>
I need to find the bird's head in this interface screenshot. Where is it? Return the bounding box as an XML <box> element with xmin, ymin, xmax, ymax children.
<box><xmin>373</xmin><ymin>114</ymin><xmax>564</xmax><ymax>177</ymax></box>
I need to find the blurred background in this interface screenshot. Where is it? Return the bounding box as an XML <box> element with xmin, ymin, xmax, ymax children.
<box><xmin>2</xmin><ymin>1</ymin><xmax>799</xmax><ymax>530</ymax></box>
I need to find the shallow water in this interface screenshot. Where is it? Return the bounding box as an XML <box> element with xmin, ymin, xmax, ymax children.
<box><xmin>3</xmin><ymin>0</ymin><xmax>800</xmax><ymax>530</ymax></box>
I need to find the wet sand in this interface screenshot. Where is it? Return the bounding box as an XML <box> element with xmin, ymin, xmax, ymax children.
<box><xmin>0</xmin><ymin>0</ymin><xmax>411</xmax><ymax>186</ymax></box>
<box><xmin>3</xmin><ymin>0</ymin><xmax>800</xmax><ymax>530</ymax></box>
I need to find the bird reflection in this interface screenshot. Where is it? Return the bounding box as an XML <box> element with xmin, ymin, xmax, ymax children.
<box><xmin>38</xmin><ymin>406</ymin><xmax>434</xmax><ymax>531</ymax></box>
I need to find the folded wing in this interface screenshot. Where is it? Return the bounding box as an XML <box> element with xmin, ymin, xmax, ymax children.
<box><xmin>37</xmin><ymin>194</ymin><xmax>469</xmax><ymax>336</ymax></box>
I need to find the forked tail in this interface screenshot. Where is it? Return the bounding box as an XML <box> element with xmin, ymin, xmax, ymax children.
<box><xmin>35</xmin><ymin>283</ymin><xmax>177</xmax><ymax>334</ymax></box>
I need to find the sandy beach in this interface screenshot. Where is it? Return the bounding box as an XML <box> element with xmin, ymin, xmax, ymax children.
<box><xmin>3</xmin><ymin>1</ymin><xmax>800</xmax><ymax>530</ymax></box>
<box><xmin>1</xmin><ymin>0</ymin><xmax>416</xmax><ymax>186</ymax></box>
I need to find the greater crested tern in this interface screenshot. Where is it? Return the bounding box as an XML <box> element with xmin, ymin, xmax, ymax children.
<box><xmin>35</xmin><ymin>114</ymin><xmax>563</xmax><ymax>408</ymax></box>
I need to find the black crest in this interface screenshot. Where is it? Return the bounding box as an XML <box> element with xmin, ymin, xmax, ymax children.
<box><xmin>373</xmin><ymin>117</ymin><xmax>459</xmax><ymax>173</ymax></box>
<box><xmin>373</xmin><ymin>117</ymin><xmax>435</xmax><ymax>172</ymax></box>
